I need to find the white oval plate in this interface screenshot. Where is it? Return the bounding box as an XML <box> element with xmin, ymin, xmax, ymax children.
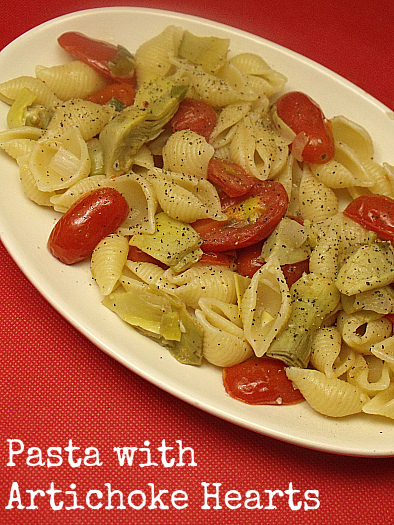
<box><xmin>1</xmin><ymin>7</ymin><xmax>393</xmax><ymax>457</ymax></box>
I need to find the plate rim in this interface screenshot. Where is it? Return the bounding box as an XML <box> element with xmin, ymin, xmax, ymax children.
<box><xmin>1</xmin><ymin>6</ymin><xmax>393</xmax><ymax>458</ymax></box>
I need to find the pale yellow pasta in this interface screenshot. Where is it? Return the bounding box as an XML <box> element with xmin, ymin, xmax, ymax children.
<box><xmin>337</xmin><ymin>311</ymin><xmax>393</xmax><ymax>353</ymax></box>
<box><xmin>29</xmin><ymin>126</ymin><xmax>90</xmax><ymax>192</ymax></box>
<box><xmin>309</xmin><ymin>326</ymin><xmax>356</xmax><ymax>378</ymax></box>
<box><xmin>260</xmin><ymin>217</ymin><xmax>311</xmax><ymax>265</ymax></box>
<box><xmin>284</xmin><ymin>156</ymin><xmax>304</xmax><ymax>217</ymax></box>
<box><xmin>46</xmin><ymin>99</ymin><xmax>115</xmax><ymax>141</ymax></box>
<box><xmin>229</xmin><ymin>53</ymin><xmax>287</xmax><ymax>97</ymax></box>
<box><xmin>299</xmin><ymin>167</ymin><xmax>338</xmax><ymax>222</ymax></box>
<box><xmin>17</xmin><ymin>154</ymin><xmax>55</xmax><ymax>206</ymax></box>
<box><xmin>35</xmin><ymin>61</ymin><xmax>107</xmax><ymax>100</ymax></box>
<box><xmin>331</xmin><ymin>115</ymin><xmax>374</xmax><ymax>161</ymax></box>
<box><xmin>91</xmin><ymin>234</ymin><xmax>129</xmax><ymax>295</ymax></box>
<box><xmin>170</xmin><ymin>265</ymin><xmax>242</xmax><ymax>308</ymax></box>
<box><xmin>370</xmin><ymin>335</ymin><xmax>394</xmax><ymax>365</ymax></box>
<box><xmin>362</xmin><ymin>383</ymin><xmax>394</xmax><ymax>420</ymax></box>
<box><xmin>107</xmin><ymin>172</ymin><xmax>158</xmax><ymax>235</ymax></box>
<box><xmin>383</xmin><ymin>162</ymin><xmax>394</xmax><ymax>196</ymax></box>
<box><xmin>125</xmin><ymin>260</ymin><xmax>177</xmax><ymax>291</ymax></box>
<box><xmin>241</xmin><ymin>257</ymin><xmax>291</xmax><ymax>357</ymax></box>
<box><xmin>286</xmin><ymin>368</ymin><xmax>369</xmax><ymax>417</ymax></box>
<box><xmin>341</xmin><ymin>286</ymin><xmax>394</xmax><ymax>315</ymax></box>
<box><xmin>229</xmin><ymin>115</ymin><xmax>288</xmax><ymax>180</ymax></box>
<box><xmin>308</xmin><ymin>227</ymin><xmax>340</xmax><ymax>279</ymax></box>
<box><xmin>347</xmin><ymin>354</ymin><xmax>392</xmax><ymax>396</ymax></box>
<box><xmin>195</xmin><ymin>298</ymin><xmax>252</xmax><ymax>367</ymax></box>
<box><xmin>310</xmin><ymin>158</ymin><xmax>372</xmax><ymax>189</ymax></box>
<box><xmin>0</xmin><ymin>125</ymin><xmax>44</xmax><ymax>143</ymax></box>
<box><xmin>360</xmin><ymin>157</ymin><xmax>394</xmax><ymax>197</ymax></box>
<box><xmin>145</xmin><ymin>168</ymin><xmax>224</xmax><ymax>223</ymax></box>
<box><xmin>173</xmin><ymin>59</ymin><xmax>256</xmax><ymax>106</ymax></box>
<box><xmin>273</xmin><ymin>154</ymin><xmax>294</xmax><ymax>200</ymax></box>
<box><xmin>162</xmin><ymin>129</ymin><xmax>214</xmax><ymax>179</ymax></box>
<box><xmin>49</xmin><ymin>175</ymin><xmax>107</xmax><ymax>213</ymax></box>
<box><xmin>0</xmin><ymin>75</ymin><xmax>62</xmax><ymax>106</ymax></box>
<box><xmin>134</xmin><ymin>25</ymin><xmax>183</xmax><ymax>86</ymax></box>
<box><xmin>0</xmin><ymin>137</ymin><xmax>36</xmax><ymax>159</ymax></box>
<box><xmin>210</xmin><ymin>102</ymin><xmax>252</xmax><ymax>149</ymax></box>
<box><xmin>333</xmin><ymin>141</ymin><xmax>375</xmax><ymax>187</ymax></box>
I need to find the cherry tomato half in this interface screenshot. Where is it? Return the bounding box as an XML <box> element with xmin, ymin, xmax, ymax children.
<box><xmin>207</xmin><ymin>157</ymin><xmax>256</xmax><ymax>198</ymax></box>
<box><xmin>86</xmin><ymin>82</ymin><xmax>136</xmax><ymax>106</ymax></box>
<box><xmin>223</xmin><ymin>357</ymin><xmax>304</xmax><ymax>405</ymax></box>
<box><xmin>281</xmin><ymin>259</ymin><xmax>310</xmax><ymax>289</ymax></box>
<box><xmin>48</xmin><ymin>188</ymin><xmax>130</xmax><ymax>265</ymax></box>
<box><xmin>58</xmin><ymin>32</ymin><xmax>136</xmax><ymax>84</ymax></box>
<box><xmin>275</xmin><ymin>91</ymin><xmax>335</xmax><ymax>164</ymax></box>
<box><xmin>128</xmin><ymin>245</ymin><xmax>168</xmax><ymax>269</ymax></box>
<box><xmin>169</xmin><ymin>98</ymin><xmax>217</xmax><ymax>142</ymax></box>
<box><xmin>343</xmin><ymin>194</ymin><xmax>394</xmax><ymax>244</ymax></box>
<box><xmin>192</xmin><ymin>181</ymin><xmax>288</xmax><ymax>252</ymax></box>
<box><xmin>236</xmin><ymin>241</ymin><xmax>264</xmax><ymax>278</ymax></box>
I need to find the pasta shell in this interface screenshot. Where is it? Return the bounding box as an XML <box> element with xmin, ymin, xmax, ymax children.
<box><xmin>195</xmin><ymin>298</ymin><xmax>252</xmax><ymax>367</ymax></box>
<box><xmin>241</xmin><ymin>257</ymin><xmax>291</xmax><ymax>357</ymax></box>
<box><xmin>91</xmin><ymin>234</ymin><xmax>129</xmax><ymax>295</ymax></box>
<box><xmin>362</xmin><ymin>383</ymin><xmax>394</xmax><ymax>420</ymax></box>
<box><xmin>0</xmin><ymin>75</ymin><xmax>62</xmax><ymax>106</ymax></box>
<box><xmin>29</xmin><ymin>126</ymin><xmax>90</xmax><ymax>192</ymax></box>
<box><xmin>285</xmin><ymin>368</ymin><xmax>369</xmax><ymax>417</ymax></box>
<box><xmin>46</xmin><ymin>99</ymin><xmax>115</xmax><ymax>141</ymax></box>
<box><xmin>310</xmin><ymin>326</ymin><xmax>356</xmax><ymax>378</ymax></box>
<box><xmin>299</xmin><ymin>167</ymin><xmax>338</xmax><ymax>222</ymax></box>
<box><xmin>331</xmin><ymin>115</ymin><xmax>374</xmax><ymax>161</ymax></box>
<box><xmin>370</xmin><ymin>335</ymin><xmax>394</xmax><ymax>365</ymax></box>
<box><xmin>49</xmin><ymin>175</ymin><xmax>107</xmax><ymax>213</ymax></box>
<box><xmin>107</xmin><ymin>172</ymin><xmax>158</xmax><ymax>235</ymax></box>
<box><xmin>162</xmin><ymin>130</ymin><xmax>214</xmax><ymax>179</ymax></box>
<box><xmin>125</xmin><ymin>260</ymin><xmax>177</xmax><ymax>291</ymax></box>
<box><xmin>171</xmin><ymin>265</ymin><xmax>240</xmax><ymax>308</ymax></box>
<box><xmin>337</xmin><ymin>311</ymin><xmax>393</xmax><ymax>353</ymax></box>
<box><xmin>347</xmin><ymin>354</ymin><xmax>392</xmax><ymax>396</ymax></box>
<box><xmin>35</xmin><ymin>61</ymin><xmax>107</xmax><ymax>100</ymax></box>
<box><xmin>0</xmin><ymin>138</ymin><xmax>36</xmax><ymax>159</ymax></box>
<box><xmin>17</xmin><ymin>154</ymin><xmax>55</xmax><ymax>206</ymax></box>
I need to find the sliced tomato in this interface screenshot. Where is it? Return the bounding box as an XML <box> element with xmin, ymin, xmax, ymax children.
<box><xmin>343</xmin><ymin>194</ymin><xmax>394</xmax><ymax>244</ymax></box>
<box><xmin>192</xmin><ymin>181</ymin><xmax>288</xmax><ymax>252</ymax></box>
<box><xmin>223</xmin><ymin>357</ymin><xmax>304</xmax><ymax>405</ymax></box>
<box><xmin>236</xmin><ymin>241</ymin><xmax>264</xmax><ymax>278</ymax></box>
<box><xmin>207</xmin><ymin>157</ymin><xmax>256</xmax><ymax>197</ymax></box>
<box><xmin>86</xmin><ymin>82</ymin><xmax>136</xmax><ymax>106</ymax></box>
<box><xmin>281</xmin><ymin>259</ymin><xmax>310</xmax><ymax>288</ymax></box>
<box><xmin>199</xmin><ymin>250</ymin><xmax>237</xmax><ymax>267</ymax></box>
<box><xmin>275</xmin><ymin>91</ymin><xmax>335</xmax><ymax>164</ymax></box>
<box><xmin>58</xmin><ymin>32</ymin><xmax>136</xmax><ymax>84</ymax></box>
<box><xmin>169</xmin><ymin>98</ymin><xmax>217</xmax><ymax>141</ymax></box>
<box><xmin>48</xmin><ymin>188</ymin><xmax>129</xmax><ymax>265</ymax></box>
<box><xmin>128</xmin><ymin>245</ymin><xmax>168</xmax><ymax>269</ymax></box>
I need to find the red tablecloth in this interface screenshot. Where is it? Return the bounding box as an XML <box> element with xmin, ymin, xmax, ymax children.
<box><xmin>1</xmin><ymin>1</ymin><xmax>394</xmax><ymax>524</ymax></box>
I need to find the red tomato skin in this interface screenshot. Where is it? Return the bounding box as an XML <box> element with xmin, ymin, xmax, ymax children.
<box><xmin>86</xmin><ymin>82</ymin><xmax>136</xmax><ymax>106</ymax></box>
<box><xmin>236</xmin><ymin>241</ymin><xmax>264</xmax><ymax>278</ymax></box>
<box><xmin>275</xmin><ymin>91</ymin><xmax>335</xmax><ymax>164</ymax></box>
<box><xmin>343</xmin><ymin>194</ymin><xmax>394</xmax><ymax>244</ymax></box>
<box><xmin>281</xmin><ymin>259</ymin><xmax>310</xmax><ymax>288</ymax></box>
<box><xmin>58</xmin><ymin>32</ymin><xmax>135</xmax><ymax>84</ymax></box>
<box><xmin>48</xmin><ymin>188</ymin><xmax>129</xmax><ymax>265</ymax></box>
<box><xmin>128</xmin><ymin>246</ymin><xmax>168</xmax><ymax>269</ymax></box>
<box><xmin>169</xmin><ymin>98</ymin><xmax>217</xmax><ymax>141</ymax></box>
<box><xmin>223</xmin><ymin>357</ymin><xmax>304</xmax><ymax>405</ymax></box>
<box><xmin>207</xmin><ymin>157</ymin><xmax>256</xmax><ymax>198</ymax></box>
<box><xmin>192</xmin><ymin>181</ymin><xmax>288</xmax><ymax>252</ymax></box>
<box><xmin>199</xmin><ymin>250</ymin><xmax>237</xmax><ymax>268</ymax></box>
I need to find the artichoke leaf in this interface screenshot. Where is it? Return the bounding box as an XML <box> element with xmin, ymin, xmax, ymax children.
<box><xmin>266</xmin><ymin>272</ymin><xmax>341</xmax><ymax>368</ymax></box>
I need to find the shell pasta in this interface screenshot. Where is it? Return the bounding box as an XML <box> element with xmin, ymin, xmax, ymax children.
<box><xmin>0</xmin><ymin>25</ymin><xmax>393</xmax><ymax>422</ymax></box>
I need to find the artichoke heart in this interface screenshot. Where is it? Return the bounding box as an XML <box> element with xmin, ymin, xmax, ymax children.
<box><xmin>178</xmin><ymin>30</ymin><xmax>230</xmax><ymax>74</ymax></box>
<box><xmin>266</xmin><ymin>272</ymin><xmax>341</xmax><ymax>368</ymax></box>
<box><xmin>99</xmin><ymin>78</ymin><xmax>187</xmax><ymax>176</ymax></box>
<box><xmin>336</xmin><ymin>242</ymin><xmax>394</xmax><ymax>296</ymax></box>
<box><xmin>129</xmin><ymin>212</ymin><xmax>203</xmax><ymax>273</ymax></box>
<box><xmin>102</xmin><ymin>286</ymin><xmax>203</xmax><ymax>365</ymax></box>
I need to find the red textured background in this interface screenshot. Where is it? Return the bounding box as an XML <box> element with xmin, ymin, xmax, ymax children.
<box><xmin>1</xmin><ymin>1</ymin><xmax>394</xmax><ymax>524</ymax></box>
